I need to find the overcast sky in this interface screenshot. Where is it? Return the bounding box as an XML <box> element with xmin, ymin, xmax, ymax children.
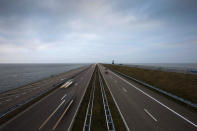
<box><xmin>0</xmin><ymin>0</ymin><xmax>197</xmax><ymax>63</ymax></box>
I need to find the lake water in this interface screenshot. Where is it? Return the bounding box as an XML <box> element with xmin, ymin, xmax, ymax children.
<box><xmin>0</xmin><ymin>64</ymin><xmax>88</xmax><ymax>93</ymax></box>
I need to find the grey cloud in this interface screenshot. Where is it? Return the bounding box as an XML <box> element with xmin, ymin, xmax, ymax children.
<box><xmin>0</xmin><ymin>0</ymin><xmax>197</xmax><ymax>63</ymax></box>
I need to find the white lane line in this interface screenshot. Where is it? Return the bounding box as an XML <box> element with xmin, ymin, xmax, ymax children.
<box><xmin>111</xmin><ymin>70</ymin><xmax>197</xmax><ymax>128</ymax></box>
<box><xmin>39</xmin><ymin>100</ymin><xmax>66</xmax><ymax>130</ymax></box>
<box><xmin>61</xmin><ymin>94</ymin><xmax>67</xmax><ymax>100</ymax></box>
<box><xmin>53</xmin><ymin>100</ymin><xmax>73</xmax><ymax>130</ymax></box>
<box><xmin>123</xmin><ymin>88</ymin><xmax>127</xmax><ymax>93</ymax></box>
<box><xmin>144</xmin><ymin>109</ymin><xmax>157</xmax><ymax>122</ymax></box>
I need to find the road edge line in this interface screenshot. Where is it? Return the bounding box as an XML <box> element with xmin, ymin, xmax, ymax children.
<box><xmin>114</xmin><ymin>70</ymin><xmax>197</xmax><ymax>109</ymax></box>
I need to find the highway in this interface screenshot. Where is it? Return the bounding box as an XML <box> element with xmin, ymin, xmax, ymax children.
<box><xmin>0</xmin><ymin>64</ymin><xmax>95</xmax><ymax>131</ymax></box>
<box><xmin>1</xmin><ymin>63</ymin><xmax>197</xmax><ymax>131</ymax></box>
<box><xmin>99</xmin><ymin>64</ymin><xmax>197</xmax><ymax>131</ymax></box>
<box><xmin>0</xmin><ymin>66</ymin><xmax>89</xmax><ymax>115</ymax></box>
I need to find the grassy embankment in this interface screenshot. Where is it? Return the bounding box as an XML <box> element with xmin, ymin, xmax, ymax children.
<box><xmin>72</xmin><ymin>67</ymin><xmax>126</xmax><ymax>131</ymax></box>
<box><xmin>104</xmin><ymin>64</ymin><xmax>197</xmax><ymax>104</ymax></box>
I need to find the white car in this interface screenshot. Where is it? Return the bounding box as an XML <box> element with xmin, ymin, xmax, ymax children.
<box><xmin>60</xmin><ymin>79</ymin><xmax>74</xmax><ymax>89</ymax></box>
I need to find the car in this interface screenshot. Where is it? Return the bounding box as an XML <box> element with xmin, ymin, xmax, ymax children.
<box><xmin>60</xmin><ymin>79</ymin><xmax>74</xmax><ymax>88</ymax></box>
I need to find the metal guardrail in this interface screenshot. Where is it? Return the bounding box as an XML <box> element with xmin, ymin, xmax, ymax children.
<box><xmin>83</xmin><ymin>73</ymin><xmax>96</xmax><ymax>131</ymax></box>
<box><xmin>0</xmin><ymin>66</ymin><xmax>91</xmax><ymax>120</ymax></box>
<box><xmin>98</xmin><ymin>71</ymin><xmax>115</xmax><ymax>131</ymax></box>
<box><xmin>113</xmin><ymin>70</ymin><xmax>197</xmax><ymax>108</ymax></box>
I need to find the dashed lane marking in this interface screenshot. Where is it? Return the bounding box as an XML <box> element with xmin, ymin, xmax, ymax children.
<box><xmin>52</xmin><ymin>100</ymin><xmax>73</xmax><ymax>130</ymax></box>
<box><xmin>144</xmin><ymin>109</ymin><xmax>157</xmax><ymax>122</ymax></box>
<box><xmin>39</xmin><ymin>100</ymin><xmax>66</xmax><ymax>130</ymax></box>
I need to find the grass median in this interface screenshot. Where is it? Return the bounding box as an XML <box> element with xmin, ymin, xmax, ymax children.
<box><xmin>72</xmin><ymin>67</ymin><xmax>107</xmax><ymax>131</ymax></box>
<box><xmin>91</xmin><ymin>69</ymin><xmax>107</xmax><ymax>131</ymax></box>
<box><xmin>72</xmin><ymin>66</ymin><xmax>127</xmax><ymax>131</ymax></box>
<box><xmin>104</xmin><ymin>64</ymin><xmax>197</xmax><ymax>104</ymax></box>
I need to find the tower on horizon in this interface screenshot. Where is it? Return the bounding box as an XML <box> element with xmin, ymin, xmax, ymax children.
<box><xmin>112</xmin><ymin>60</ymin><xmax>114</xmax><ymax>64</ymax></box>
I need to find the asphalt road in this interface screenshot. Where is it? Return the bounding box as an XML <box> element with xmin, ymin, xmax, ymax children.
<box><xmin>0</xmin><ymin>64</ymin><xmax>95</xmax><ymax>131</ymax></box>
<box><xmin>99</xmin><ymin>64</ymin><xmax>197</xmax><ymax>131</ymax></box>
<box><xmin>0</xmin><ymin>66</ymin><xmax>89</xmax><ymax>115</ymax></box>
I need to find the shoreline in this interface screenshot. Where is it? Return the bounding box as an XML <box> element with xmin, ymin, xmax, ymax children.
<box><xmin>0</xmin><ymin>64</ymin><xmax>88</xmax><ymax>94</ymax></box>
<box><xmin>0</xmin><ymin>66</ymin><xmax>88</xmax><ymax>96</ymax></box>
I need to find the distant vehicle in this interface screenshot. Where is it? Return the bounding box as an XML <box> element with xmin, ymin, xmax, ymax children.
<box><xmin>60</xmin><ymin>79</ymin><xmax>74</xmax><ymax>88</ymax></box>
<box><xmin>105</xmin><ymin>71</ymin><xmax>108</xmax><ymax>74</ymax></box>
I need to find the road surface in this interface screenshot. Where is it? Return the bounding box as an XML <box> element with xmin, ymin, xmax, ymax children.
<box><xmin>0</xmin><ymin>66</ymin><xmax>89</xmax><ymax>115</ymax></box>
<box><xmin>99</xmin><ymin>64</ymin><xmax>197</xmax><ymax>131</ymax></box>
<box><xmin>0</xmin><ymin>65</ymin><xmax>95</xmax><ymax>131</ymax></box>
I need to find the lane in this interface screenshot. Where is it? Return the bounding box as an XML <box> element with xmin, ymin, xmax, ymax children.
<box><xmin>0</xmin><ymin>64</ymin><xmax>95</xmax><ymax>131</ymax></box>
<box><xmin>0</xmin><ymin>66</ymin><xmax>89</xmax><ymax>115</ymax></box>
<box><xmin>99</xmin><ymin>64</ymin><xmax>197</xmax><ymax>131</ymax></box>
<box><xmin>52</xmin><ymin>100</ymin><xmax>73</xmax><ymax>130</ymax></box>
<box><xmin>38</xmin><ymin>99</ymin><xmax>66</xmax><ymax>130</ymax></box>
<box><xmin>55</xmin><ymin>65</ymin><xmax>95</xmax><ymax>131</ymax></box>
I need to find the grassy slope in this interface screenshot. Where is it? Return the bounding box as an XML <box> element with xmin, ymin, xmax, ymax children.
<box><xmin>104</xmin><ymin>64</ymin><xmax>197</xmax><ymax>104</ymax></box>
